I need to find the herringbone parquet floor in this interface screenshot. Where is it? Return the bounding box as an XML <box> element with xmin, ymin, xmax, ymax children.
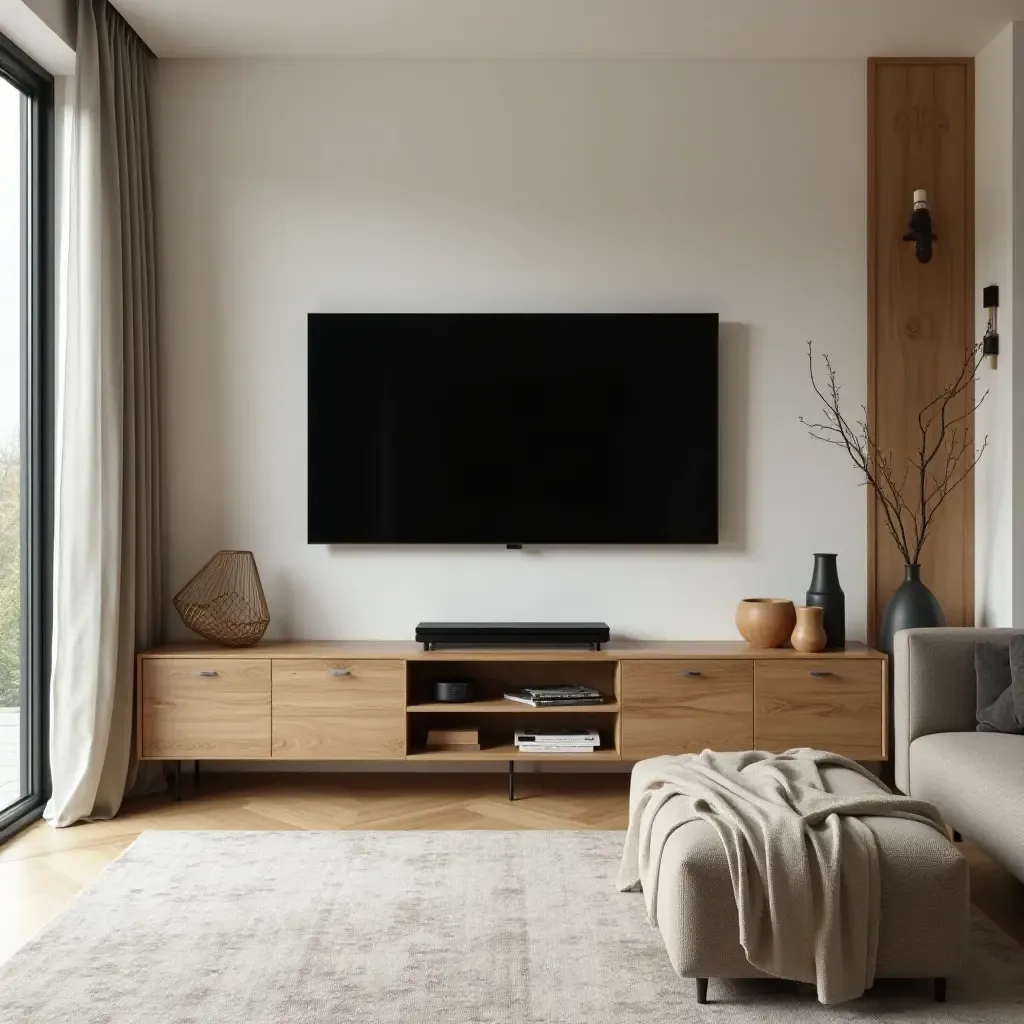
<box><xmin>0</xmin><ymin>772</ymin><xmax>1020</xmax><ymax>967</ymax></box>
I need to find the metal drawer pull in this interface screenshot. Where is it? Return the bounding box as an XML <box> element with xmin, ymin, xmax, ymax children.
<box><xmin>330</xmin><ymin>668</ymin><xmax>351</xmax><ymax>677</ymax></box>
<box><xmin>195</xmin><ymin>670</ymin><xmax>218</xmax><ymax>678</ymax></box>
<box><xmin>810</xmin><ymin>671</ymin><xmax>835</xmax><ymax>678</ymax></box>
<box><xmin>682</xmin><ymin>671</ymin><xmax>703</xmax><ymax>677</ymax></box>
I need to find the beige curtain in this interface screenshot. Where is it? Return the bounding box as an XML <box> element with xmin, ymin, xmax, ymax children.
<box><xmin>45</xmin><ymin>0</ymin><xmax>161</xmax><ymax>827</ymax></box>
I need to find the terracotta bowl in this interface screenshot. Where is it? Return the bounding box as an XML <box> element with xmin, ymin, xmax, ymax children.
<box><xmin>735</xmin><ymin>598</ymin><xmax>797</xmax><ymax>649</ymax></box>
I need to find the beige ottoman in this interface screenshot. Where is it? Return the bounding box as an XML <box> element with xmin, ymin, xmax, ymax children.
<box><xmin>631</xmin><ymin>757</ymin><xmax>970</xmax><ymax>1004</ymax></box>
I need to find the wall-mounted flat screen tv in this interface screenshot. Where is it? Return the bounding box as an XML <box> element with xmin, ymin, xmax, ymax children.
<box><xmin>308</xmin><ymin>313</ymin><xmax>718</xmax><ymax>544</ymax></box>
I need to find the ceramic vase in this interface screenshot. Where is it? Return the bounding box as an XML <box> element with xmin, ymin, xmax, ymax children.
<box><xmin>877</xmin><ymin>564</ymin><xmax>945</xmax><ymax>657</ymax></box>
<box><xmin>791</xmin><ymin>606</ymin><xmax>827</xmax><ymax>653</ymax></box>
<box><xmin>735</xmin><ymin>599</ymin><xmax>797</xmax><ymax>649</ymax></box>
<box><xmin>805</xmin><ymin>553</ymin><xmax>846</xmax><ymax>649</ymax></box>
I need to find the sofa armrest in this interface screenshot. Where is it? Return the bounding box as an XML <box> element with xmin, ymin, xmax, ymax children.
<box><xmin>893</xmin><ymin>627</ymin><xmax>1019</xmax><ymax>793</ymax></box>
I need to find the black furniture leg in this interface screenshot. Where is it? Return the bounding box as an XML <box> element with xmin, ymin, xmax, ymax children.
<box><xmin>696</xmin><ymin>979</ymin><xmax>709</xmax><ymax>1004</ymax></box>
<box><xmin>508</xmin><ymin>760</ymin><xmax>515</xmax><ymax>801</ymax></box>
<box><xmin>173</xmin><ymin>760</ymin><xmax>181</xmax><ymax>802</ymax></box>
<box><xmin>952</xmin><ymin>829</ymin><xmax>962</xmax><ymax>842</ymax></box>
<box><xmin>934</xmin><ymin>978</ymin><xmax>947</xmax><ymax>1002</ymax></box>
<box><xmin>194</xmin><ymin>760</ymin><xmax>200</xmax><ymax>794</ymax></box>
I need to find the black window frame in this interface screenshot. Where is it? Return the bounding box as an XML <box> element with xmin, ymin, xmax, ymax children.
<box><xmin>0</xmin><ymin>32</ymin><xmax>54</xmax><ymax>843</ymax></box>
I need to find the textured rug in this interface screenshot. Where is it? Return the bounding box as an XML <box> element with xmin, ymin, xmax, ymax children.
<box><xmin>0</xmin><ymin>830</ymin><xmax>1022</xmax><ymax>1023</ymax></box>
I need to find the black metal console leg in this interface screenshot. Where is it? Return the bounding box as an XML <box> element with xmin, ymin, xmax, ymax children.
<box><xmin>696</xmin><ymin>979</ymin><xmax>709</xmax><ymax>1004</ymax></box>
<box><xmin>508</xmin><ymin>760</ymin><xmax>515</xmax><ymax>801</ymax></box>
<box><xmin>952</xmin><ymin>829</ymin><xmax>962</xmax><ymax>842</ymax></box>
<box><xmin>173</xmin><ymin>760</ymin><xmax>181</xmax><ymax>802</ymax></box>
<box><xmin>934</xmin><ymin>978</ymin><xmax>947</xmax><ymax>1002</ymax></box>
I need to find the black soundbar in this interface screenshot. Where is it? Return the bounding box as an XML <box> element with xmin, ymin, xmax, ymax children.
<box><xmin>415</xmin><ymin>622</ymin><xmax>611</xmax><ymax>652</ymax></box>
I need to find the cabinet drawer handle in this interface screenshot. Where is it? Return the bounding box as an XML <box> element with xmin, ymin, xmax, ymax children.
<box><xmin>330</xmin><ymin>668</ymin><xmax>351</xmax><ymax>678</ymax></box>
<box><xmin>810</xmin><ymin>671</ymin><xmax>835</xmax><ymax>678</ymax></box>
<box><xmin>682</xmin><ymin>671</ymin><xmax>703</xmax><ymax>678</ymax></box>
<box><xmin>195</xmin><ymin>670</ymin><xmax>219</xmax><ymax>678</ymax></box>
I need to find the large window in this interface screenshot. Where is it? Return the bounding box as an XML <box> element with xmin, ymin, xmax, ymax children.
<box><xmin>0</xmin><ymin>34</ymin><xmax>52</xmax><ymax>840</ymax></box>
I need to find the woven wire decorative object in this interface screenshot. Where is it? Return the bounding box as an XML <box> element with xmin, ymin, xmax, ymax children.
<box><xmin>172</xmin><ymin>550</ymin><xmax>270</xmax><ymax>647</ymax></box>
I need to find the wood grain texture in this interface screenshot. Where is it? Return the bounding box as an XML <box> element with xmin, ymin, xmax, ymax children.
<box><xmin>754</xmin><ymin>660</ymin><xmax>885</xmax><ymax>759</ymax></box>
<box><xmin>138</xmin><ymin>646</ymin><xmax>887</xmax><ymax>765</ymax></box>
<box><xmin>141</xmin><ymin>659</ymin><xmax>271</xmax><ymax>758</ymax></box>
<box><xmin>271</xmin><ymin>660</ymin><xmax>406</xmax><ymax>759</ymax></box>
<box><xmin>620</xmin><ymin>660</ymin><xmax>754</xmax><ymax>758</ymax></box>
<box><xmin>867</xmin><ymin>58</ymin><xmax>975</xmax><ymax>637</ymax></box>
<box><xmin>140</xmin><ymin>640</ymin><xmax>885</xmax><ymax>661</ymax></box>
<box><xmin>406</xmin><ymin>744</ymin><xmax>620</xmax><ymax>761</ymax></box>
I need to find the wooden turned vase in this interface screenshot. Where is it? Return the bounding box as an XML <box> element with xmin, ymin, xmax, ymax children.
<box><xmin>791</xmin><ymin>605</ymin><xmax>827</xmax><ymax>654</ymax></box>
<box><xmin>735</xmin><ymin>599</ymin><xmax>797</xmax><ymax>649</ymax></box>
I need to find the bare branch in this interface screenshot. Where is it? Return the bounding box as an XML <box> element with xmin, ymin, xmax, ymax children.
<box><xmin>801</xmin><ymin>340</ymin><xmax>987</xmax><ymax>566</ymax></box>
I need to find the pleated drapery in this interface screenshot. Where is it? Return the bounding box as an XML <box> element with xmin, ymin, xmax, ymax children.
<box><xmin>45</xmin><ymin>0</ymin><xmax>161</xmax><ymax>827</ymax></box>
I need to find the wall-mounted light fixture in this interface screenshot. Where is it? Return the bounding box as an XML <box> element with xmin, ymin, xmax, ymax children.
<box><xmin>983</xmin><ymin>285</ymin><xmax>1000</xmax><ymax>370</ymax></box>
<box><xmin>903</xmin><ymin>189</ymin><xmax>936</xmax><ymax>263</ymax></box>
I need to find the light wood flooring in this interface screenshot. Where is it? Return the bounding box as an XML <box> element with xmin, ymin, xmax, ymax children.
<box><xmin>0</xmin><ymin>773</ymin><xmax>1021</xmax><ymax>966</ymax></box>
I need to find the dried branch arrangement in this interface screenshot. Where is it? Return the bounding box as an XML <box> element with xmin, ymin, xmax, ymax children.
<box><xmin>800</xmin><ymin>341</ymin><xmax>988</xmax><ymax>566</ymax></box>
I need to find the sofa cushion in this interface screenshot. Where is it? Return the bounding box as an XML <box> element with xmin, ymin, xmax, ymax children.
<box><xmin>909</xmin><ymin>731</ymin><xmax>1024</xmax><ymax>883</ymax></box>
<box><xmin>975</xmin><ymin>638</ymin><xmax>1024</xmax><ymax>733</ymax></box>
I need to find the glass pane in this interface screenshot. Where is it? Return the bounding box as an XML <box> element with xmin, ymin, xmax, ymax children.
<box><xmin>0</xmin><ymin>77</ymin><xmax>23</xmax><ymax>812</ymax></box>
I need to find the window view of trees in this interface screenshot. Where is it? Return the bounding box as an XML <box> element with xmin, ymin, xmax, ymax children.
<box><xmin>1</xmin><ymin>79</ymin><xmax>21</xmax><ymax>722</ymax></box>
<box><xmin>0</xmin><ymin>437</ymin><xmax>18</xmax><ymax>707</ymax></box>
<box><xmin>1</xmin><ymin>40</ymin><xmax>49</xmax><ymax>823</ymax></box>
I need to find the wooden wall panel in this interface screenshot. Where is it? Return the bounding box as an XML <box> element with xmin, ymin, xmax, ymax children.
<box><xmin>868</xmin><ymin>59</ymin><xmax>975</xmax><ymax>637</ymax></box>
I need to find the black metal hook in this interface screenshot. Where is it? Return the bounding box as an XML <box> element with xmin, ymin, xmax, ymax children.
<box><xmin>903</xmin><ymin>201</ymin><xmax>937</xmax><ymax>264</ymax></box>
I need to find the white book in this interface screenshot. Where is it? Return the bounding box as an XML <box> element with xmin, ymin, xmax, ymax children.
<box><xmin>515</xmin><ymin>730</ymin><xmax>600</xmax><ymax>743</ymax></box>
<box><xmin>517</xmin><ymin>744</ymin><xmax>598</xmax><ymax>754</ymax></box>
<box><xmin>516</xmin><ymin>741</ymin><xmax>599</xmax><ymax>749</ymax></box>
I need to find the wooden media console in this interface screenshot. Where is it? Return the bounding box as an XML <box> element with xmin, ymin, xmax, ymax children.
<box><xmin>136</xmin><ymin>641</ymin><xmax>887</xmax><ymax>798</ymax></box>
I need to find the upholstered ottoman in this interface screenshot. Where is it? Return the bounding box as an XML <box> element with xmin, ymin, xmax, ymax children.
<box><xmin>630</xmin><ymin>756</ymin><xmax>970</xmax><ymax>1004</ymax></box>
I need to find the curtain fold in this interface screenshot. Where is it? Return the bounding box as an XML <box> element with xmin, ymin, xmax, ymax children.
<box><xmin>45</xmin><ymin>0</ymin><xmax>161</xmax><ymax>828</ymax></box>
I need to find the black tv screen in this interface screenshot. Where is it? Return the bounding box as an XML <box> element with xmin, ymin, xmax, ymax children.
<box><xmin>308</xmin><ymin>313</ymin><xmax>718</xmax><ymax>544</ymax></box>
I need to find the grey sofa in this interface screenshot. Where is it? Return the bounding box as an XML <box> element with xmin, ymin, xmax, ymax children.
<box><xmin>894</xmin><ymin>627</ymin><xmax>1024</xmax><ymax>883</ymax></box>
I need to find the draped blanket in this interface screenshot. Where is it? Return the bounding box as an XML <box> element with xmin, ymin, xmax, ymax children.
<box><xmin>617</xmin><ymin>749</ymin><xmax>947</xmax><ymax>1004</ymax></box>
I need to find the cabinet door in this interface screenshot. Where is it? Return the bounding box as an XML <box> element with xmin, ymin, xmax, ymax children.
<box><xmin>620</xmin><ymin>660</ymin><xmax>754</xmax><ymax>759</ymax></box>
<box><xmin>754</xmin><ymin>660</ymin><xmax>886</xmax><ymax>759</ymax></box>
<box><xmin>141</xmin><ymin>659</ymin><xmax>271</xmax><ymax>758</ymax></box>
<box><xmin>272</xmin><ymin>659</ymin><xmax>406</xmax><ymax>759</ymax></box>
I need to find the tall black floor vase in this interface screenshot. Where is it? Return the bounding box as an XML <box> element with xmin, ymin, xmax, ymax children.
<box><xmin>878</xmin><ymin>564</ymin><xmax>945</xmax><ymax>786</ymax></box>
<box><xmin>878</xmin><ymin>564</ymin><xmax>946</xmax><ymax>656</ymax></box>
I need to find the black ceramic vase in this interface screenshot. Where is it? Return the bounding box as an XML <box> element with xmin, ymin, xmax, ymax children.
<box><xmin>805</xmin><ymin>553</ymin><xmax>846</xmax><ymax>649</ymax></box>
<box><xmin>877</xmin><ymin>564</ymin><xmax>945</xmax><ymax>656</ymax></box>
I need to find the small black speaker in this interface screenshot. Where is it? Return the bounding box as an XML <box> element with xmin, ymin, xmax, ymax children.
<box><xmin>433</xmin><ymin>679</ymin><xmax>474</xmax><ymax>703</ymax></box>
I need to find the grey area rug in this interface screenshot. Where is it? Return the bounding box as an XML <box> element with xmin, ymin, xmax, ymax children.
<box><xmin>1</xmin><ymin>831</ymin><xmax>1022</xmax><ymax>1023</ymax></box>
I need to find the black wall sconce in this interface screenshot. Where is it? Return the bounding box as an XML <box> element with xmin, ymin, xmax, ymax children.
<box><xmin>903</xmin><ymin>189</ymin><xmax>936</xmax><ymax>263</ymax></box>
<box><xmin>983</xmin><ymin>285</ymin><xmax>1000</xmax><ymax>370</ymax></box>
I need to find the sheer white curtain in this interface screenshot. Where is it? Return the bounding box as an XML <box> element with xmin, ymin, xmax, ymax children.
<box><xmin>45</xmin><ymin>0</ymin><xmax>162</xmax><ymax>827</ymax></box>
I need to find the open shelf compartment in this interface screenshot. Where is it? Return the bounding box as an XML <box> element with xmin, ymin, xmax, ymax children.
<box><xmin>408</xmin><ymin>700</ymin><xmax>620</xmax><ymax>714</ymax></box>
<box><xmin>406</xmin><ymin>659</ymin><xmax>618</xmax><ymax>708</ymax></box>
<box><xmin>406</xmin><ymin>707</ymin><xmax>619</xmax><ymax>760</ymax></box>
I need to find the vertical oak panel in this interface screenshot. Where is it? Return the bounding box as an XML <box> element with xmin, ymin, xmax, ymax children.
<box><xmin>868</xmin><ymin>59</ymin><xmax>975</xmax><ymax>637</ymax></box>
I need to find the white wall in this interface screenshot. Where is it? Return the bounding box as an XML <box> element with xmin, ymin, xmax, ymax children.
<box><xmin>0</xmin><ymin>0</ymin><xmax>75</xmax><ymax>73</ymax></box>
<box><xmin>155</xmin><ymin>58</ymin><xmax>867</xmax><ymax>643</ymax></box>
<box><xmin>976</xmin><ymin>24</ymin><xmax>1024</xmax><ymax>626</ymax></box>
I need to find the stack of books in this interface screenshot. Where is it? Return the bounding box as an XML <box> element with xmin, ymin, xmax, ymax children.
<box><xmin>515</xmin><ymin>729</ymin><xmax>601</xmax><ymax>754</ymax></box>
<box><xmin>502</xmin><ymin>686</ymin><xmax>604</xmax><ymax>707</ymax></box>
